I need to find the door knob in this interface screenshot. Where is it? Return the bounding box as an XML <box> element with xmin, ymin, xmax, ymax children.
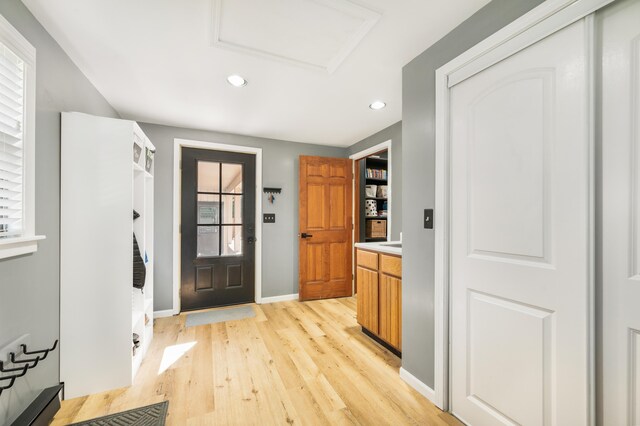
<box><xmin>299</xmin><ymin>233</ymin><xmax>313</xmax><ymax>239</ymax></box>
<box><xmin>247</xmin><ymin>236</ymin><xmax>257</xmax><ymax>244</ymax></box>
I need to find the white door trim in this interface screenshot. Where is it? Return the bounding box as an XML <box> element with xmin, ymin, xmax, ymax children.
<box><xmin>434</xmin><ymin>0</ymin><xmax>610</xmax><ymax>415</ymax></box>
<box><xmin>172</xmin><ymin>138</ymin><xmax>263</xmax><ymax>315</ymax></box>
<box><xmin>349</xmin><ymin>139</ymin><xmax>393</xmax><ymax>243</ymax></box>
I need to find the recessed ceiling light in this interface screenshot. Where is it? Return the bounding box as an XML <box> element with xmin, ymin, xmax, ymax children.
<box><xmin>227</xmin><ymin>75</ymin><xmax>247</xmax><ymax>87</ymax></box>
<box><xmin>369</xmin><ymin>101</ymin><xmax>386</xmax><ymax>110</ymax></box>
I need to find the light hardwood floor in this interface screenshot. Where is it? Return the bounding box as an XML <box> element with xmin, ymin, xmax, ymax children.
<box><xmin>53</xmin><ymin>297</ymin><xmax>460</xmax><ymax>425</ymax></box>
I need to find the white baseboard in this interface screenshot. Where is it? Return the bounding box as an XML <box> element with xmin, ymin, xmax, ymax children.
<box><xmin>400</xmin><ymin>367</ymin><xmax>437</xmax><ymax>405</ymax></box>
<box><xmin>259</xmin><ymin>293</ymin><xmax>299</xmax><ymax>304</ymax></box>
<box><xmin>154</xmin><ymin>309</ymin><xmax>177</xmax><ymax>318</ymax></box>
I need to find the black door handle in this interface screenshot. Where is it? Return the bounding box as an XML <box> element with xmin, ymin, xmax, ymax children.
<box><xmin>299</xmin><ymin>233</ymin><xmax>313</xmax><ymax>239</ymax></box>
<box><xmin>247</xmin><ymin>236</ymin><xmax>257</xmax><ymax>244</ymax></box>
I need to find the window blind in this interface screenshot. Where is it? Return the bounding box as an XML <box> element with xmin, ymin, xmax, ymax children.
<box><xmin>0</xmin><ymin>41</ymin><xmax>24</xmax><ymax>238</ymax></box>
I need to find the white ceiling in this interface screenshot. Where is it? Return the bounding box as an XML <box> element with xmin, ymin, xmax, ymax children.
<box><xmin>22</xmin><ymin>0</ymin><xmax>490</xmax><ymax>147</ymax></box>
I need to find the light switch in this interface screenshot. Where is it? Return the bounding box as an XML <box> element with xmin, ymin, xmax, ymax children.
<box><xmin>263</xmin><ymin>214</ymin><xmax>276</xmax><ymax>223</ymax></box>
<box><xmin>424</xmin><ymin>209</ymin><xmax>433</xmax><ymax>229</ymax></box>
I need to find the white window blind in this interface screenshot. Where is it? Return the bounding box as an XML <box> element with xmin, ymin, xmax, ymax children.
<box><xmin>0</xmin><ymin>41</ymin><xmax>24</xmax><ymax>238</ymax></box>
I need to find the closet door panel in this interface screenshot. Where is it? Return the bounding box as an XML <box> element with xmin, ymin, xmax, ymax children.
<box><xmin>600</xmin><ymin>0</ymin><xmax>640</xmax><ymax>423</ymax></box>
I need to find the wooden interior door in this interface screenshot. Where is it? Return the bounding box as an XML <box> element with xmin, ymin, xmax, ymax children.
<box><xmin>299</xmin><ymin>156</ymin><xmax>353</xmax><ymax>301</ymax></box>
<box><xmin>600</xmin><ymin>0</ymin><xmax>640</xmax><ymax>423</ymax></box>
<box><xmin>448</xmin><ymin>18</ymin><xmax>591</xmax><ymax>425</ymax></box>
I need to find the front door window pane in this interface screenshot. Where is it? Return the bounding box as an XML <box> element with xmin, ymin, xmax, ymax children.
<box><xmin>221</xmin><ymin>195</ymin><xmax>242</xmax><ymax>224</ymax></box>
<box><xmin>197</xmin><ymin>194</ymin><xmax>220</xmax><ymax>225</ymax></box>
<box><xmin>197</xmin><ymin>226</ymin><xmax>219</xmax><ymax>257</ymax></box>
<box><xmin>198</xmin><ymin>161</ymin><xmax>220</xmax><ymax>193</ymax></box>
<box><xmin>222</xmin><ymin>163</ymin><xmax>243</xmax><ymax>193</ymax></box>
<box><xmin>222</xmin><ymin>226</ymin><xmax>242</xmax><ymax>256</ymax></box>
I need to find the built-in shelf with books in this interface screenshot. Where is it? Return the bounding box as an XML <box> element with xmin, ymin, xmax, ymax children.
<box><xmin>60</xmin><ymin>112</ymin><xmax>155</xmax><ymax>399</ymax></box>
<box><xmin>358</xmin><ymin>152</ymin><xmax>389</xmax><ymax>242</ymax></box>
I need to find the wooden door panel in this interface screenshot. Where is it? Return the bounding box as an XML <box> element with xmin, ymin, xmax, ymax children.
<box><xmin>329</xmin><ymin>242</ymin><xmax>348</xmax><ymax>280</ymax></box>
<box><xmin>379</xmin><ymin>274</ymin><xmax>401</xmax><ymax>350</ymax></box>
<box><xmin>329</xmin><ymin>184</ymin><xmax>346</xmax><ymax>229</ymax></box>
<box><xmin>299</xmin><ymin>156</ymin><xmax>353</xmax><ymax>301</ymax></box>
<box><xmin>356</xmin><ymin>266</ymin><xmax>378</xmax><ymax>333</ymax></box>
<box><xmin>306</xmin><ymin>184</ymin><xmax>325</xmax><ymax>230</ymax></box>
<box><xmin>306</xmin><ymin>243</ymin><xmax>325</xmax><ymax>282</ymax></box>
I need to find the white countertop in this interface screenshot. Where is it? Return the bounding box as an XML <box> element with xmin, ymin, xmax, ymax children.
<box><xmin>354</xmin><ymin>241</ymin><xmax>402</xmax><ymax>256</ymax></box>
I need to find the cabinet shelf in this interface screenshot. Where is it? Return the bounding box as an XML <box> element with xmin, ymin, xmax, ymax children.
<box><xmin>366</xmin><ymin>216</ymin><xmax>388</xmax><ymax>219</ymax></box>
<box><xmin>132</xmin><ymin>310</ymin><xmax>144</xmax><ymax>327</ymax></box>
<box><xmin>366</xmin><ymin>197</ymin><xmax>387</xmax><ymax>200</ymax></box>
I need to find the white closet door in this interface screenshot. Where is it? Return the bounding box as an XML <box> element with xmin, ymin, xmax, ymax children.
<box><xmin>449</xmin><ymin>19</ymin><xmax>591</xmax><ymax>425</ymax></box>
<box><xmin>601</xmin><ymin>0</ymin><xmax>640</xmax><ymax>424</ymax></box>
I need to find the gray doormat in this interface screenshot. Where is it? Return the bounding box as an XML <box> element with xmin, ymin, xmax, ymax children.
<box><xmin>69</xmin><ymin>401</ymin><xmax>168</xmax><ymax>425</ymax></box>
<box><xmin>185</xmin><ymin>305</ymin><xmax>255</xmax><ymax>327</ymax></box>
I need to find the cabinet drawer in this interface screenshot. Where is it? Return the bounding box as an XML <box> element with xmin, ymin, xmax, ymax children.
<box><xmin>380</xmin><ymin>254</ymin><xmax>401</xmax><ymax>277</ymax></box>
<box><xmin>357</xmin><ymin>249</ymin><xmax>378</xmax><ymax>270</ymax></box>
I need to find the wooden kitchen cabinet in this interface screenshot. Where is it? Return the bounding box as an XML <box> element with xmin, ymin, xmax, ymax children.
<box><xmin>356</xmin><ymin>266</ymin><xmax>379</xmax><ymax>334</ymax></box>
<box><xmin>355</xmin><ymin>248</ymin><xmax>402</xmax><ymax>353</ymax></box>
<box><xmin>379</xmin><ymin>273</ymin><xmax>401</xmax><ymax>350</ymax></box>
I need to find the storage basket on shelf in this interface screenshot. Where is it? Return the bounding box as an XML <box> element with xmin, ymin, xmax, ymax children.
<box><xmin>366</xmin><ymin>219</ymin><xmax>387</xmax><ymax>238</ymax></box>
<box><xmin>365</xmin><ymin>185</ymin><xmax>377</xmax><ymax>198</ymax></box>
<box><xmin>365</xmin><ymin>200</ymin><xmax>378</xmax><ymax>217</ymax></box>
<box><xmin>377</xmin><ymin>185</ymin><xmax>388</xmax><ymax>198</ymax></box>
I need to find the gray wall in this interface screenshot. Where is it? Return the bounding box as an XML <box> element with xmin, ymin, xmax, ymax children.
<box><xmin>347</xmin><ymin>121</ymin><xmax>402</xmax><ymax>240</ymax></box>
<box><xmin>0</xmin><ymin>1</ymin><xmax>119</xmax><ymax>423</ymax></box>
<box><xmin>139</xmin><ymin>123</ymin><xmax>347</xmax><ymax>310</ymax></box>
<box><xmin>401</xmin><ymin>0</ymin><xmax>545</xmax><ymax>388</ymax></box>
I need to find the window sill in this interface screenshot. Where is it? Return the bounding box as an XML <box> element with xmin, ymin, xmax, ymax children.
<box><xmin>0</xmin><ymin>235</ymin><xmax>46</xmax><ymax>260</ymax></box>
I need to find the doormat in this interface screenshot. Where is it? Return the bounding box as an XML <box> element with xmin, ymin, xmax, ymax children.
<box><xmin>69</xmin><ymin>401</ymin><xmax>168</xmax><ymax>426</ymax></box>
<box><xmin>185</xmin><ymin>305</ymin><xmax>255</xmax><ymax>327</ymax></box>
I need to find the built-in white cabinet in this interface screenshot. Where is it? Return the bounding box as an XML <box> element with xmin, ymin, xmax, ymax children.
<box><xmin>60</xmin><ymin>112</ymin><xmax>155</xmax><ymax>399</ymax></box>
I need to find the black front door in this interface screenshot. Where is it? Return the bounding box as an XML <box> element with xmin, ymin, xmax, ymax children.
<box><xmin>181</xmin><ymin>148</ymin><xmax>256</xmax><ymax>311</ymax></box>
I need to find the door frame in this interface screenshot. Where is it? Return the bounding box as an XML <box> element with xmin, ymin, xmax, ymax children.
<box><xmin>349</xmin><ymin>141</ymin><xmax>392</xmax><ymax>294</ymax></box>
<box><xmin>433</xmin><ymin>0</ymin><xmax>613</xmax><ymax>415</ymax></box>
<box><xmin>349</xmin><ymin>140</ymin><xmax>393</xmax><ymax>243</ymax></box>
<box><xmin>170</xmin><ymin>138</ymin><xmax>263</xmax><ymax>316</ymax></box>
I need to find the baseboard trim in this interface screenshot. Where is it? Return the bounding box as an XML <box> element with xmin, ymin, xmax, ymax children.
<box><xmin>259</xmin><ymin>293</ymin><xmax>299</xmax><ymax>304</ymax></box>
<box><xmin>154</xmin><ymin>309</ymin><xmax>177</xmax><ymax>318</ymax></box>
<box><xmin>400</xmin><ymin>367</ymin><xmax>437</xmax><ymax>405</ymax></box>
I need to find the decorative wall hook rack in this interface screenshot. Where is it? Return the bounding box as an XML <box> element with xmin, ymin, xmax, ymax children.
<box><xmin>263</xmin><ymin>188</ymin><xmax>282</xmax><ymax>204</ymax></box>
<box><xmin>0</xmin><ymin>339</ymin><xmax>59</xmax><ymax>396</ymax></box>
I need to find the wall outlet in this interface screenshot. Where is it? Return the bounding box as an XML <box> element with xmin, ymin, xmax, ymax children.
<box><xmin>263</xmin><ymin>214</ymin><xmax>276</xmax><ymax>223</ymax></box>
<box><xmin>0</xmin><ymin>334</ymin><xmax>30</xmax><ymax>362</ymax></box>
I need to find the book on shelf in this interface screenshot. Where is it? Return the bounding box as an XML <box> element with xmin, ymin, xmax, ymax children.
<box><xmin>366</xmin><ymin>168</ymin><xmax>387</xmax><ymax>180</ymax></box>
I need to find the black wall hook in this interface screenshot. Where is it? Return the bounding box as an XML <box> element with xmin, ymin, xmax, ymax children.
<box><xmin>0</xmin><ymin>362</ymin><xmax>29</xmax><ymax>377</ymax></box>
<box><xmin>20</xmin><ymin>340</ymin><xmax>58</xmax><ymax>361</ymax></box>
<box><xmin>0</xmin><ymin>375</ymin><xmax>18</xmax><ymax>396</ymax></box>
<box><xmin>9</xmin><ymin>351</ymin><xmax>40</xmax><ymax>369</ymax></box>
<box><xmin>0</xmin><ymin>364</ymin><xmax>29</xmax><ymax>396</ymax></box>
